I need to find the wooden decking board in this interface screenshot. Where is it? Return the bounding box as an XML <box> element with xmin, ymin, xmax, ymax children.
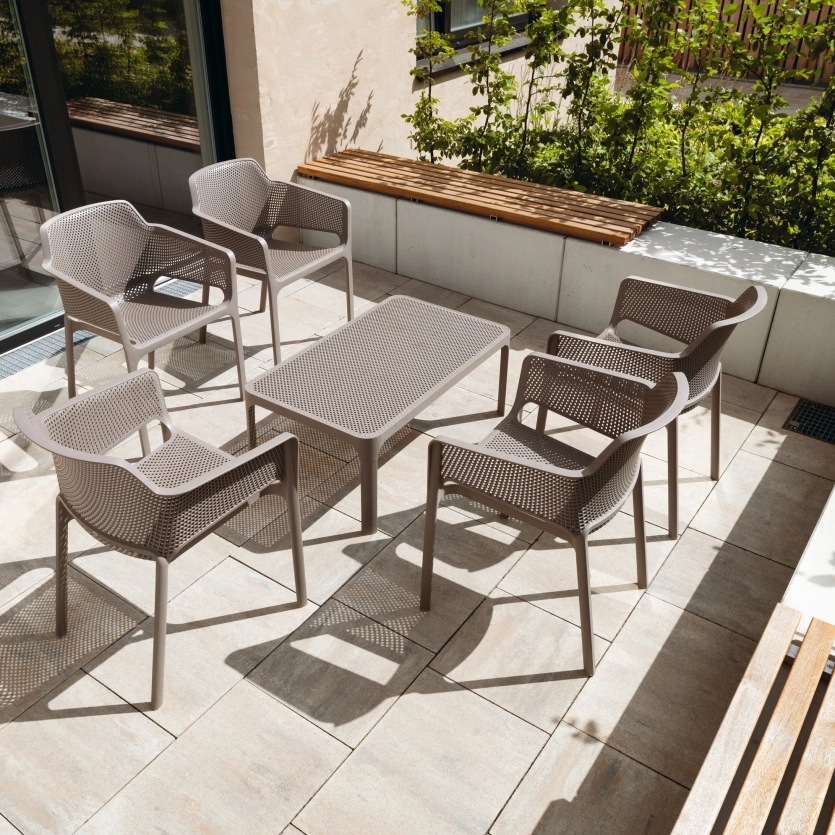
<box><xmin>297</xmin><ymin>150</ymin><xmax>663</xmax><ymax>246</ymax></box>
<box><xmin>724</xmin><ymin>617</ymin><xmax>835</xmax><ymax>835</ymax></box>
<box><xmin>66</xmin><ymin>97</ymin><xmax>200</xmax><ymax>151</ymax></box>
<box><xmin>670</xmin><ymin>603</ymin><xmax>802</xmax><ymax>835</ymax></box>
<box><xmin>322</xmin><ymin>155</ymin><xmax>642</xmax><ymax>233</ymax></box>
<box><xmin>776</xmin><ymin>659</ymin><xmax>835</xmax><ymax>833</ymax></box>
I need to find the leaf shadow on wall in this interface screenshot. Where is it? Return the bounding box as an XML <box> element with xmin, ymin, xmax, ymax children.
<box><xmin>306</xmin><ymin>51</ymin><xmax>378</xmax><ymax>161</ymax></box>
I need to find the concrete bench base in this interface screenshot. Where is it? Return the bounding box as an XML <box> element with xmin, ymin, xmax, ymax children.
<box><xmin>299</xmin><ymin>176</ymin><xmax>833</xmax><ymax>395</ymax></box>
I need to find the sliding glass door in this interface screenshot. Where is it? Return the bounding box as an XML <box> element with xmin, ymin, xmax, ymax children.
<box><xmin>0</xmin><ymin>0</ymin><xmax>60</xmax><ymax>345</ymax></box>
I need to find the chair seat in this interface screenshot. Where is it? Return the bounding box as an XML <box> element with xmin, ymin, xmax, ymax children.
<box><xmin>119</xmin><ymin>291</ymin><xmax>220</xmax><ymax>346</ymax></box>
<box><xmin>137</xmin><ymin>431</ymin><xmax>233</xmax><ymax>489</ymax></box>
<box><xmin>268</xmin><ymin>239</ymin><xmax>342</xmax><ymax>281</ymax></box>
<box><xmin>482</xmin><ymin>419</ymin><xmax>595</xmax><ymax>471</ymax></box>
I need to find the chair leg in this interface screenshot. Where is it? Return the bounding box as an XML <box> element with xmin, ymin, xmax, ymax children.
<box><xmin>666</xmin><ymin>417</ymin><xmax>679</xmax><ymax>540</ymax></box>
<box><xmin>497</xmin><ymin>345</ymin><xmax>508</xmax><ymax>417</ymax></box>
<box><xmin>247</xmin><ymin>401</ymin><xmax>258</xmax><ymax>450</ymax></box>
<box><xmin>230</xmin><ymin>313</ymin><xmax>247</xmax><ymax>401</ymax></box>
<box><xmin>151</xmin><ymin>557</ymin><xmax>169</xmax><ymax>711</ymax></box>
<box><xmin>633</xmin><ymin>461</ymin><xmax>648</xmax><ymax>589</ymax></box>
<box><xmin>125</xmin><ymin>351</ymin><xmax>152</xmax><ymax>457</ymax></box>
<box><xmin>269</xmin><ymin>282</ymin><xmax>282</xmax><ymax>365</ymax></box>
<box><xmin>55</xmin><ymin>496</ymin><xmax>70</xmax><ymax>638</ymax></box>
<box><xmin>147</xmin><ymin>351</ymin><xmax>155</xmax><ymax>370</ymax></box>
<box><xmin>344</xmin><ymin>257</ymin><xmax>355</xmax><ymax>321</ymax></box>
<box><xmin>258</xmin><ymin>277</ymin><xmax>268</xmax><ymax>313</ymax></box>
<box><xmin>284</xmin><ymin>438</ymin><xmax>307</xmax><ymax>607</ymax></box>
<box><xmin>420</xmin><ymin>442</ymin><xmax>443</xmax><ymax>611</ymax></box>
<box><xmin>65</xmin><ymin>319</ymin><xmax>76</xmax><ymax>398</ymax></box>
<box><xmin>574</xmin><ymin>533</ymin><xmax>595</xmax><ymax>676</ymax></box>
<box><xmin>536</xmin><ymin>404</ymin><xmax>548</xmax><ymax>434</ymax></box>
<box><xmin>198</xmin><ymin>284</ymin><xmax>210</xmax><ymax>343</ymax></box>
<box><xmin>711</xmin><ymin>373</ymin><xmax>721</xmax><ymax>481</ymax></box>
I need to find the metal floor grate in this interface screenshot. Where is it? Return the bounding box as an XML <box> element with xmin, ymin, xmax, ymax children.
<box><xmin>784</xmin><ymin>399</ymin><xmax>835</xmax><ymax>445</ymax></box>
<box><xmin>0</xmin><ymin>279</ymin><xmax>200</xmax><ymax>382</ymax></box>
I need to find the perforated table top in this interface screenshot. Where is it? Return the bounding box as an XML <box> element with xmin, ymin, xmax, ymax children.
<box><xmin>246</xmin><ymin>295</ymin><xmax>510</xmax><ymax>448</ymax></box>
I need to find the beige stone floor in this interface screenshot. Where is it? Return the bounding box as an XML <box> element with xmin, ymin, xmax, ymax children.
<box><xmin>0</xmin><ymin>260</ymin><xmax>832</xmax><ymax>834</ymax></box>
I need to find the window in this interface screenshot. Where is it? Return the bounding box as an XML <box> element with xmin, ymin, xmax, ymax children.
<box><xmin>421</xmin><ymin>2</ymin><xmax>531</xmax><ymax>49</ymax></box>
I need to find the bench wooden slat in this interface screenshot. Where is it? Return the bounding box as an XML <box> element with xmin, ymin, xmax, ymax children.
<box><xmin>671</xmin><ymin>603</ymin><xmax>801</xmax><ymax>835</ymax></box>
<box><xmin>323</xmin><ymin>155</ymin><xmax>643</xmax><ymax>233</ymax></box>
<box><xmin>67</xmin><ymin>97</ymin><xmax>200</xmax><ymax>152</ymax></box>
<box><xmin>343</xmin><ymin>148</ymin><xmax>662</xmax><ymax>220</ymax></box>
<box><xmin>724</xmin><ymin>617</ymin><xmax>835</xmax><ymax>835</ymax></box>
<box><xmin>339</xmin><ymin>148</ymin><xmax>660</xmax><ymax>224</ymax></box>
<box><xmin>297</xmin><ymin>150</ymin><xmax>663</xmax><ymax>247</ymax></box>
<box><xmin>776</xmin><ymin>660</ymin><xmax>835</xmax><ymax>833</ymax></box>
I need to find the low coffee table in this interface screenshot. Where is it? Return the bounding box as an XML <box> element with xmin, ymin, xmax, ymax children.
<box><xmin>245</xmin><ymin>295</ymin><xmax>510</xmax><ymax>533</ymax></box>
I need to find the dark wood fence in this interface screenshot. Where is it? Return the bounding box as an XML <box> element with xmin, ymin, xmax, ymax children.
<box><xmin>618</xmin><ymin>1</ymin><xmax>835</xmax><ymax>86</ymax></box>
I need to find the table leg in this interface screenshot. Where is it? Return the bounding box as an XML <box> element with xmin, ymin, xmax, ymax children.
<box><xmin>360</xmin><ymin>456</ymin><xmax>378</xmax><ymax>534</ymax></box>
<box><xmin>497</xmin><ymin>344</ymin><xmax>509</xmax><ymax>417</ymax></box>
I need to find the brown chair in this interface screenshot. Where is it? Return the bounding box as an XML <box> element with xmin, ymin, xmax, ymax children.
<box><xmin>14</xmin><ymin>369</ymin><xmax>306</xmax><ymax>710</ymax></box>
<box><xmin>540</xmin><ymin>276</ymin><xmax>767</xmax><ymax>538</ymax></box>
<box><xmin>189</xmin><ymin>158</ymin><xmax>354</xmax><ymax>364</ymax></box>
<box><xmin>40</xmin><ymin>200</ymin><xmax>247</xmax><ymax>456</ymax></box>
<box><xmin>421</xmin><ymin>352</ymin><xmax>688</xmax><ymax>676</ymax></box>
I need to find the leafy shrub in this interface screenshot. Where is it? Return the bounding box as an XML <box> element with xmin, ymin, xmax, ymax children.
<box><xmin>403</xmin><ymin>0</ymin><xmax>835</xmax><ymax>256</ymax></box>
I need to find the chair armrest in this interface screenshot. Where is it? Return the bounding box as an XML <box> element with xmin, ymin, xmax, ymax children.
<box><xmin>264</xmin><ymin>180</ymin><xmax>350</xmax><ymax>242</ymax></box>
<box><xmin>195</xmin><ymin>213</ymin><xmax>271</xmax><ymax>276</ymax></box>
<box><xmin>518</xmin><ymin>351</ymin><xmax>661</xmax><ymax>437</ymax></box>
<box><xmin>546</xmin><ymin>331</ymin><xmax>676</xmax><ymax>384</ymax></box>
<box><xmin>148</xmin><ymin>225</ymin><xmax>237</xmax><ymax>300</ymax></box>
<box><xmin>55</xmin><ymin>274</ymin><xmax>125</xmax><ymax>337</ymax></box>
<box><xmin>609</xmin><ymin>276</ymin><xmax>733</xmax><ymax>344</ymax></box>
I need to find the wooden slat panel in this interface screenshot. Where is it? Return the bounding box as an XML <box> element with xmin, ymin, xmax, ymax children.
<box><xmin>66</xmin><ymin>97</ymin><xmax>200</xmax><ymax>151</ymax></box>
<box><xmin>297</xmin><ymin>150</ymin><xmax>663</xmax><ymax>247</ymax></box>
<box><xmin>724</xmin><ymin>617</ymin><xmax>835</xmax><ymax>835</ymax></box>
<box><xmin>671</xmin><ymin>603</ymin><xmax>802</xmax><ymax>835</ymax></box>
<box><xmin>776</xmin><ymin>669</ymin><xmax>835</xmax><ymax>833</ymax></box>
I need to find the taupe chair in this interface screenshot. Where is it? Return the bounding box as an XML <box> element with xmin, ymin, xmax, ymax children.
<box><xmin>421</xmin><ymin>353</ymin><xmax>688</xmax><ymax>675</ymax></box>
<box><xmin>14</xmin><ymin>369</ymin><xmax>307</xmax><ymax>710</ymax></box>
<box><xmin>40</xmin><ymin>200</ymin><xmax>247</xmax><ymax>456</ymax></box>
<box><xmin>539</xmin><ymin>276</ymin><xmax>767</xmax><ymax>538</ymax></box>
<box><xmin>190</xmin><ymin>159</ymin><xmax>354</xmax><ymax>364</ymax></box>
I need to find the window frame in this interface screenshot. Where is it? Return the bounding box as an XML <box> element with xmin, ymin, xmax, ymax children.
<box><xmin>428</xmin><ymin>3</ymin><xmax>531</xmax><ymax>50</ymax></box>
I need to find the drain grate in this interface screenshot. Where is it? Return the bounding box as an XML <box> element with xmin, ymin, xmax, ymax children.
<box><xmin>784</xmin><ymin>399</ymin><xmax>835</xmax><ymax>445</ymax></box>
<box><xmin>0</xmin><ymin>279</ymin><xmax>200</xmax><ymax>382</ymax></box>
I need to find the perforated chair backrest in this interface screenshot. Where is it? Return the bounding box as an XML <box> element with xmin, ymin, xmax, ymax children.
<box><xmin>679</xmin><ymin>285</ymin><xmax>766</xmax><ymax>400</ymax></box>
<box><xmin>576</xmin><ymin>371</ymin><xmax>686</xmax><ymax>531</ymax></box>
<box><xmin>40</xmin><ymin>200</ymin><xmax>153</xmax><ymax>297</ymax></box>
<box><xmin>190</xmin><ymin>158</ymin><xmax>271</xmax><ymax>233</ymax></box>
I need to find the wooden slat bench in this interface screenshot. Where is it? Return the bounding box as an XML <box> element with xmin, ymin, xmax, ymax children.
<box><xmin>673</xmin><ymin>603</ymin><xmax>835</xmax><ymax>834</ymax></box>
<box><xmin>66</xmin><ymin>97</ymin><xmax>200</xmax><ymax>152</ymax></box>
<box><xmin>297</xmin><ymin>149</ymin><xmax>662</xmax><ymax>247</ymax></box>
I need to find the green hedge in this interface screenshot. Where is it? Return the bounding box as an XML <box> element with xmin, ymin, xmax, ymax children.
<box><xmin>404</xmin><ymin>0</ymin><xmax>835</xmax><ymax>256</ymax></box>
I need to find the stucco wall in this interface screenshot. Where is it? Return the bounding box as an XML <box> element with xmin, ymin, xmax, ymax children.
<box><xmin>218</xmin><ymin>0</ymin><xmax>538</xmax><ymax>180</ymax></box>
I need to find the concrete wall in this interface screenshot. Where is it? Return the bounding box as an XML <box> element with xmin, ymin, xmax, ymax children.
<box><xmin>217</xmin><ymin>0</ymin><xmax>593</xmax><ymax>182</ymax></box>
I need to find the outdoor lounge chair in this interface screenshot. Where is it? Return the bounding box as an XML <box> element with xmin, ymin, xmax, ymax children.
<box><xmin>420</xmin><ymin>353</ymin><xmax>688</xmax><ymax>676</ymax></box>
<box><xmin>190</xmin><ymin>158</ymin><xmax>354</xmax><ymax>364</ymax></box>
<box><xmin>14</xmin><ymin>368</ymin><xmax>307</xmax><ymax>710</ymax></box>
<box><xmin>40</xmin><ymin>200</ymin><xmax>247</xmax><ymax>457</ymax></box>
<box><xmin>539</xmin><ymin>276</ymin><xmax>767</xmax><ymax>538</ymax></box>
